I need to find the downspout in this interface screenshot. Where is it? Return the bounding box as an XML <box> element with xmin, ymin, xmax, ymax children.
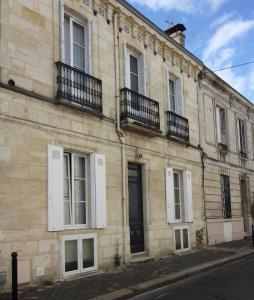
<box><xmin>197</xmin><ymin>70</ymin><xmax>209</xmax><ymax>245</ymax></box>
<box><xmin>113</xmin><ymin>11</ymin><xmax>127</xmax><ymax>264</ymax></box>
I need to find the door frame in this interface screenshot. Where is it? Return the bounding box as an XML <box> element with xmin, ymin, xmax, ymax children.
<box><xmin>240</xmin><ymin>175</ymin><xmax>250</xmax><ymax>235</ymax></box>
<box><xmin>127</xmin><ymin>162</ymin><xmax>145</xmax><ymax>254</ymax></box>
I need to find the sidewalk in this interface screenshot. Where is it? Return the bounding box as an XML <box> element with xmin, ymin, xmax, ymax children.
<box><xmin>2</xmin><ymin>239</ymin><xmax>253</xmax><ymax>300</ymax></box>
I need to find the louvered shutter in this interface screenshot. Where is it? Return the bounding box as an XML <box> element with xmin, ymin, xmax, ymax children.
<box><xmin>176</xmin><ymin>78</ymin><xmax>184</xmax><ymax>116</ymax></box>
<box><xmin>48</xmin><ymin>144</ymin><xmax>64</xmax><ymax>231</ymax></box>
<box><xmin>90</xmin><ymin>154</ymin><xmax>107</xmax><ymax>228</ymax></box>
<box><xmin>216</xmin><ymin>106</ymin><xmax>221</xmax><ymax>143</ymax></box>
<box><xmin>165</xmin><ymin>168</ymin><xmax>175</xmax><ymax>224</ymax></box>
<box><xmin>237</xmin><ymin>119</ymin><xmax>242</xmax><ymax>152</ymax></box>
<box><xmin>183</xmin><ymin>170</ymin><xmax>193</xmax><ymax>222</ymax></box>
<box><xmin>138</xmin><ymin>53</ymin><xmax>146</xmax><ymax>96</ymax></box>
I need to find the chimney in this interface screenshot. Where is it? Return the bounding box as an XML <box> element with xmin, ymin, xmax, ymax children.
<box><xmin>165</xmin><ymin>24</ymin><xmax>186</xmax><ymax>47</ymax></box>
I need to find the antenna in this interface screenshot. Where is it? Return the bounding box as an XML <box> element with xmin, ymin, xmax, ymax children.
<box><xmin>163</xmin><ymin>18</ymin><xmax>174</xmax><ymax>26</ymax></box>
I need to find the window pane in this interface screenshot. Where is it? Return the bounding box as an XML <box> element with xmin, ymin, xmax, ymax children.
<box><xmin>130</xmin><ymin>55</ymin><xmax>138</xmax><ymax>75</ymax></box>
<box><xmin>74</xmin><ymin>156</ymin><xmax>86</xmax><ymax>178</ymax></box>
<box><xmin>74</xmin><ymin>201</ymin><xmax>86</xmax><ymax>224</ymax></box>
<box><xmin>130</xmin><ymin>74</ymin><xmax>139</xmax><ymax>93</ymax></box>
<box><xmin>82</xmin><ymin>239</ymin><xmax>94</xmax><ymax>269</ymax></box>
<box><xmin>73</xmin><ymin>22</ymin><xmax>84</xmax><ymax>46</ymax></box>
<box><xmin>175</xmin><ymin>229</ymin><xmax>181</xmax><ymax>250</ymax></box>
<box><xmin>169</xmin><ymin>79</ymin><xmax>176</xmax><ymax>111</ymax></box>
<box><xmin>74</xmin><ymin>179</ymin><xmax>86</xmax><ymax>202</ymax></box>
<box><xmin>175</xmin><ymin>203</ymin><xmax>181</xmax><ymax>220</ymax></box>
<box><xmin>73</xmin><ymin>44</ymin><xmax>85</xmax><ymax>69</ymax></box>
<box><xmin>183</xmin><ymin>229</ymin><xmax>189</xmax><ymax>249</ymax></box>
<box><xmin>65</xmin><ymin>240</ymin><xmax>78</xmax><ymax>272</ymax></box>
<box><xmin>174</xmin><ymin>173</ymin><xmax>179</xmax><ymax>188</ymax></box>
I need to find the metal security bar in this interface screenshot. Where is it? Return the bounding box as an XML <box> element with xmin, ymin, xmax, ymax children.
<box><xmin>167</xmin><ymin>111</ymin><xmax>189</xmax><ymax>142</ymax></box>
<box><xmin>120</xmin><ymin>88</ymin><xmax>160</xmax><ymax>130</ymax></box>
<box><xmin>56</xmin><ymin>61</ymin><xmax>102</xmax><ymax>114</ymax></box>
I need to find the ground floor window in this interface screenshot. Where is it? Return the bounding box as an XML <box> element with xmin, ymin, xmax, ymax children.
<box><xmin>62</xmin><ymin>234</ymin><xmax>97</xmax><ymax>276</ymax></box>
<box><xmin>174</xmin><ymin>226</ymin><xmax>190</xmax><ymax>251</ymax></box>
<box><xmin>221</xmin><ymin>175</ymin><xmax>232</xmax><ymax>219</ymax></box>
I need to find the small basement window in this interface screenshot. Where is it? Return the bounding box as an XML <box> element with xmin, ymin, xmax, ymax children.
<box><xmin>174</xmin><ymin>226</ymin><xmax>190</xmax><ymax>252</ymax></box>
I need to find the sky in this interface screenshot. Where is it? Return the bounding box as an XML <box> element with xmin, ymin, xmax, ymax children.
<box><xmin>127</xmin><ymin>0</ymin><xmax>254</xmax><ymax>102</ymax></box>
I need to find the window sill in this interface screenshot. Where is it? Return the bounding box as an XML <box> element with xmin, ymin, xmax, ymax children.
<box><xmin>63</xmin><ymin>225</ymin><xmax>89</xmax><ymax>230</ymax></box>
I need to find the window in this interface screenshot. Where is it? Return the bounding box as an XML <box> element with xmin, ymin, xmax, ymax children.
<box><xmin>64</xmin><ymin>14</ymin><xmax>88</xmax><ymax>71</ymax></box>
<box><xmin>165</xmin><ymin>168</ymin><xmax>193</xmax><ymax>224</ymax></box>
<box><xmin>221</xmin><ymin>175</ymin><xmax>232</xmax><ymax>219</ymax></box>
<box><xmin>48</xmin><ymin>145</ymin><xmax>107</xmax><ymax>231</ymax></box>
<box><xmin>168</xmin><ymin>74</ymin><xmax>183</xmax><ymax>116</ymax></box>
<box><xmin>125</xmin><ymin>47</ymin><xmax>146</xmax><ymax>96</ymax></box>
<box><xmin>174</xmin><ymin>226</ymin><xmax>190</xmax><ymax>251</ymax></box>
<box><xmin>216</xmin><ymin>106</ymin><xmax>227</xmax><ymax>148</ymax></box>
<box><xmin>237</xmin><ymin>119</ymin><xmax>247</xmax><ymax>157</ymax></box>
<box><xmin>64</xmin><ymin>153</ymin><xmax>87</xmax><ymax>226</ymax></box>
<box><xmin>173</xmin><ymin>171</ymin><xmax>184</xmax><ymax>221</ymax></box>
<box><xmin>62</xmin><ymin>234</ymin><xmax>97</xmax><ymax>276</ymax></box>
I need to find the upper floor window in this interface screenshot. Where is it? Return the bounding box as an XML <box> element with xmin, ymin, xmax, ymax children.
<box><xmin>63</xmin><ymin>14</ymin><xmax>88</xmax><ymax>71</ymax></box>
<box><xmin>125</xmin><ymin>47</ymin><xmax>146</xmax><ymax>96</ymax></box>
<box><xmin>216</xmin><ymin>106</ymin><xmax>227</xmax><ymax>148</ymax></box>
<box><xmin>168</xmin><ymin>74</ymin><xmax>183</xmax><ymax>116</ymax></box>
<box><xmin>237</xmin><ymin>118</ymin><xmax>247</xmax><ymax>157</ymax></box>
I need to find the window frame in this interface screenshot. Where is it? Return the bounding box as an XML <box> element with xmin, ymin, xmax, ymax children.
<box><xmin>173</xmin><ymin>225</ymin><xmax>190</xmax><ymax>252</ymax></box>
<box><xmin>61</xmin><ymin>233</ymin><xmax>97</xmax><ymax>277</ymax></box>
<box><xmin>167</xmin><ymin>73</ymin><xmax>183</xmax><ymax>116</ymax></box>
<box><xmin>126</xmin><ymin>48</ymin><xmax>141</xmax><ymax>93</ymax></box>
<box><xmin>216</xmin><ymin>105</ymin><xmax>228</xmax><ymax>147</ymax></box>
<box><xmin>63</xmin><ymin>152</ymin><xmax>89</xmax><ymax>229</ymax></box>
<box><xmin>168</xmin><ymin>77</ymin><xmax>176</xmax><ymax>113</ymax></box>
<box><xmin>237</xmin><ymin>118</ymin><xmax>247</xmax><ymax>156</ymax></box>
<box><xmin>173</xmin><ymin>170</ymin><xmax>184</xmax><ymax>222</ymax></box>
<box><xmin>63</xmin><ymin>12</ymin><xmax>89</xmax><ymax>72</ymax></box>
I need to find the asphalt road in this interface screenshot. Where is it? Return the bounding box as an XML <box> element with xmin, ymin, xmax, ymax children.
<box><xmin>130</xmin><ymin>254</ymin><xmax>254</xmax><ymax>300</ymax></box>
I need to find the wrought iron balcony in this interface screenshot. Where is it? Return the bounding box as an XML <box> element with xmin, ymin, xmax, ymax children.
<box><xmin>120</xmin><ymin>88</ymin><xmax>160</xmax><ymax>133</ymax></box>
<box><xmin>56</xmin><ymin>61</ymin><xmax>102</xmax><ymax>115</ymax></box>
<box><xmin>167</xmin><ymin>111</ymin><xmax>189</xmax><ymax>143</ymax></box>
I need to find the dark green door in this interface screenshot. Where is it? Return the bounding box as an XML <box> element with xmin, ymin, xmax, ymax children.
<box><xmin>128</xmin><ymin>163</ymin><xmax>144</xmax><ymax>253</ymax></box>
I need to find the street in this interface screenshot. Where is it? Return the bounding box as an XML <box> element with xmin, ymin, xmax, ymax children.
<box><xmin>130</xmin><ymin>254</ymin><xmax>254</xmax><ymax>300</ymax></box>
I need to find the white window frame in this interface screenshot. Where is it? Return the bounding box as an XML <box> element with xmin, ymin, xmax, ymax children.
<box><xmin>61</xmin><ymin>233</ymin><xmax>97</xmax><ymax>277</ymax></box>
<box><xmin>126</xmin><ymin>48</ymin><xmax>140</xmax><ymax>92</ymax></box>
<box><xmin>237</xmin><ymin>118</ymin><xmax>247</xmax><ymax>155</ymax></box>
<box><xmin>216</xmin><ymin>105</ymin><xmax>227</xmax><ymax>146</ymax></box>
<box><xmin>173</xmin><ymin>170</ymin><xmax>184</xmax><ymax>222</ymax></box>
<box><xmin>63</xmin><ymin>12</ymin><xmax>89</xmax><ymax>72</ymax></box>
<box><xmin>63</xmin><ymin>152</ymin><xmax>89</xmax><ymax>230</ymax></box>
<box><xmin>168</xmin><ymin>74</ymin><xmax>177</xmax><ymax>113</ymax></box>
<box><xmin>173</xmin><ymin>225</ymin><xmax>190</xmax><ymax>252</ymax></box>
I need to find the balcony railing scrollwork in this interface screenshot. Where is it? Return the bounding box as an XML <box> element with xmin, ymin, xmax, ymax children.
<box><xmin>167</xmin><ymin>111</ymin><xmax>189</xmax><ymax>143</ymax></box>
<box><xmin>120</xmin><ymin>88</ymin><xmax>160</xmax><ymax>131</ymax></box>
<box><xmin>56</xmin><ymin>61</ymin><xmax>102</xmax><ymax>114</ymax></box>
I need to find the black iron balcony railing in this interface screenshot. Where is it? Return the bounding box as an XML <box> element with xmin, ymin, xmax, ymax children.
<box><xmin>167</xmin><ymin>111</ymin><xmax>189</xmax><ymax>142</ymax></box>
<box><xmin>56</xmin><ymin>61</ymin><xmax>102</xmax><ymax>114</ymax></box>
<box><xmin>120</xmin><ymin>88</ymin><xmax>160</xmax><ymax>130</ymax></box>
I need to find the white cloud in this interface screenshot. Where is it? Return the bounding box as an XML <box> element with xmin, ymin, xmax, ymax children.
<box><xmin>128</xmin><ymin>0</ymin><xmax>229</xmax><ymax>13</ymax></box>
<box><xmin>209</xmin><ymin>12</ymin><xmax>236</xmax><ymax>29</ymax></box>
<box><xmin>203</xmin><ymin>19</ymin><xmax>254</xmax><ymax>60</ymax></box>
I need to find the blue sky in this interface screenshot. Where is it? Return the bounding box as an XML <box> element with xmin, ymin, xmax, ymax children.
<box><xmin>127</xmin><ymin>0</ymin><xmax>254</xmax><ymax>102</ymax></box>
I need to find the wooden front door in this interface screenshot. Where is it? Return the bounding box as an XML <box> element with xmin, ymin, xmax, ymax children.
<box><xmin>128</xmin><ymin>163</ymin><xmax>144</xmax><ymax>253</ymax></box>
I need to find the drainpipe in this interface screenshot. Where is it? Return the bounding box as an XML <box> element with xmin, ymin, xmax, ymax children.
<box><xmin>113</xmin><ymin>11</ymin><xmax>127</xmax><ymax>264</ymax></box>
<box><xmin>197</xmin><ymin>70</ymin><xmax>209</xmax><ymax>246</ymax></box>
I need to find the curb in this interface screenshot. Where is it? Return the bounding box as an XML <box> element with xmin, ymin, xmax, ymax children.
<box><xmin>89</xmin><ymin>250</ymin><xmax>254</xmax><ymax>300</ymax></box>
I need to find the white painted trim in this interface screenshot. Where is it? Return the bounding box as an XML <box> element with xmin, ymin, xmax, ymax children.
<box><xmin>173</xmin><ymin>225</ymin><xmax>191</xmax><ymax>253</ymax></box>
<box><xmin>61</xmin><ymin>233</ymin><xmax>97</xmax><ymax>277</ymax></box>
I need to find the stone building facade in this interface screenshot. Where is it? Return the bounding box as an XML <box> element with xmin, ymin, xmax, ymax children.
<box><xmin>0</xmin><ymin>0</ymin><xmax>252</xmax><ymax>291</ymax></box>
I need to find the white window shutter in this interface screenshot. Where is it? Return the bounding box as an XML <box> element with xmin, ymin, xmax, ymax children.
<box><xmin>48</xmin><ymin>145</ymin><xmax>64</xmax><ymax>231</ymax></box>
<box><xmin>216</xmin><ymin>106</ymin><xmax>221</xmax><ymax>143</ymax></box>
<box><xmin>90</xmin><ymin>154</ymin><xmax>107</xmax><ymax>228</ymax></box>
<box><xmin>124</xmin><ymin>43</ymin><xmax>130</xmax><ymax>88</ymax></box>
<box><xmin>176</xmin><ymin>78</ymin><xmax>184</xmax><ymax>116</ymax></box>
<box><xmin>165</xmin><ymin>168</ymin><xmax>175</xmax><ymax>224</ymax></box>
<box><xmin>183</xmin><ymin>170</ymin><xmax>193</xmax><ymax>222</ymax></box>
<box><xmin>138</xmin><ymin>53</ymin><xmax>146</xmax><ymax>96</ymax></box>
<box><xmin>237</xmin><ymin>119</ymin><xmax>241</xmax><ymax>151</ymax></box>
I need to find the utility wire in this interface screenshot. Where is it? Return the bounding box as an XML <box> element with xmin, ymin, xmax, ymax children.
<box><xmin>212</xmin><ymin>60</ymin><xmax>254</xmax><ymax>72</ymax></box>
